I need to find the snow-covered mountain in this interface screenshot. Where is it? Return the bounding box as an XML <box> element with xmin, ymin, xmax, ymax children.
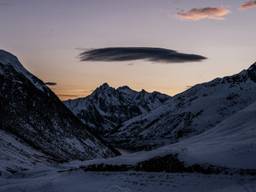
<box><xmin>110</xmin><ymin>62</ymin><xmax>256</xmax><ymax>150</ymax></box>
<box><xmin>2</xmin><ymin>100</ymin><xmax>255</xmax><ymax>188</ymax></box>
<box><xmin>0</xmin><ymin>50</ymin><xmax>117</xmax><ymax>173</ymax></box>
<box><xmin>64</xmin><ymin>83</ymin><xmax>170</xmax><ymax>136</ymax></box>
<box><xmin>81</xmin><ymin>100</ymin><xmax>256</xmax><ymax>172</ymax></box>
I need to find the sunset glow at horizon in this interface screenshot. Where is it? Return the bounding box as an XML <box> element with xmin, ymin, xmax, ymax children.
<box><xmin>1</xmin><ymin>0</ymin><xmax>256</xmax><ymax>100</ymax></box>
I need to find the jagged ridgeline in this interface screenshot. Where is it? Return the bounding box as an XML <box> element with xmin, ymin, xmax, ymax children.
<box><xmin>64</xmin><ymin>83</ymin><xmax>171</xmax><ymax>136</ymax></box>
<box><xmin>112</xmin><ymin>62</ymin><xmax>256</xmax><ymax>150</ymax></box>
<box><xmin>66</xmin><ymin>60</ymin><xmax>256</xmax><ymax>151</ymax></box>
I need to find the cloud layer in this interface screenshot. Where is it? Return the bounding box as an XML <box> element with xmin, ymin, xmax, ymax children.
<box><xmin>80</xmin><ymin>47</ymin><xmax>207</xmax><ymax>63</ymax></box>
<box><xmin>240</xmin><ymin>1</ymin><xmax>256</xmax><ymax>9</ymax></box>
<box><xmin>45</xmin><ymin>82</ymin><xmax>57</xmax><ymax>86</ymax></box>
<box><xmin>177</xmin><ymin>7</ymin><xmax>230</xmax><ymax>21</ymax></box>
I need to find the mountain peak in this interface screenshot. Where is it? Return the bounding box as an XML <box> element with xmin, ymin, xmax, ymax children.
<box><xmin>0</xmin><ymin>50</ymin><xmax>21</xmax><ymax>68</ymax></box>
<box><xmin>248</xmin><ymin>62</ymin><xmax>256</xmax><ymax>71</ymax></box>
<box><xmin>0</xmin><ymin>50</ymin><xmax>47</xmax><ymax>92</ymax></box>
<box><xmin>141</xmin><ymin>89</ymin><xmax>147</xmax><ymax>93</ymax></box>
<box><xmin>94</xmin><ymin>83</ymin><xmax>114</xmax><ymax>94</ymax></box>
<box><xmin>247</xmin><ymin>62</ymin><xmax>256</xmax><ymax>82</ymax></box>
<box><xmin>118</xmin><ymin>85</ymin><xmax>131</xmax><ymax>90</ymax></box>
<box><xmin>117</xmin><ymin>85</ymin><xmax>135</xmax><ymax>94</ymax></box>
<box><xmin>0</xmin><ymin>49</ymin><xmax>17</xmax><ymax>59</ymax></box>
<box><xmin>99</xmin><ymin>82</ymin><xmax>110</xmax><ymax>89</ymax></box>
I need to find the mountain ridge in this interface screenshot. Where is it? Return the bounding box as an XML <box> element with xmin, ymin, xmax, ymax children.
<box><xmin>64</xmin><ymin>83</ymin><xmax>171</xmax><ymax>136</ymax></box>
<box><xmin>0</xmin><ymin>50</ymin><xmax>117</xmax><ymax>174</ymax></box>
<box><xmin>102</xmin><ymin>62</ymin><xmax>256</xmax><ymax>150</ymax></box>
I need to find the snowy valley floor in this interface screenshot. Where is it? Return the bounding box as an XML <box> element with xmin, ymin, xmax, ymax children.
<box><xmin>1</xmin><ymin>170</ymin><xmax>256</xmax><ymax>192</ymax></box>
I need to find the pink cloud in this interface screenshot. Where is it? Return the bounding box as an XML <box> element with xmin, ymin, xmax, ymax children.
<box><xmin>240</xmin><ymin>1</ymin><xmax>256</xmax><ymax>10</ymax></box>
<box><xmin>177</xmin><ymin>7</ymin><xmax>230</xmax><ymax>21</ymax></box>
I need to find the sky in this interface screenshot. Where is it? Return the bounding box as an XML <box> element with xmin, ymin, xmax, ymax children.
<box><xmin>1</xmin><ymin>0</ymin><xmax>256</xmax><ymax>100</ymax></box>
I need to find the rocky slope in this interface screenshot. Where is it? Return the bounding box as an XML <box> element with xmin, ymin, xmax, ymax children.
<box><xmin>64</xmin><ymin>83</ymin><xmax>170</xmax><ymax>136</ymax></box>
<box><xmin>0</xmin><ymin>50</ymin><xmax>117</xmax><ymax>172</ymax></box>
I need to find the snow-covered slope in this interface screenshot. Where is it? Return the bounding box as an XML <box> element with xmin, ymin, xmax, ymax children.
<box><xmin>112</xmin><ymin>62</ymin><xmax>256</xmax><ymax>150</ymax></box>
<box><xmin>0</xmin><ymin>50</ymin><xmax>117</xmax><ymax>170</ymax></box>
<box><xmin>64</xmin><ymin>83</ymin><xmax>170</xmax><ymax>136</ymax></box>
<box><xmin>0</xmin><ymin>129</ymin><xmax>51</xmax><ymax>176</ymax></box>
<box><xmin>2</xmin><ymin>171</ymin><xmax>255</xmax><ymax>192</ymax></box>
<box><xmin>80</xmin><ymin>101</ymin><xmax>256</xmax><ymax>171</ymax></box>
<box><xmin>172</xmin><ymin>101</ymin><xmax>256</xmax><ymax>169</ymax></box>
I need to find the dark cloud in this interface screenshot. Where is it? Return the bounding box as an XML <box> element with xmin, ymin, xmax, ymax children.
<box><xmin>45</xmin><ymin>82</ymin><xmax>57</xmax><ymax>86</ymax></box>
<box><xmin>79</xmin><ymin>47</ymin><xmax>207</xmax><ymax>63</ymax></box>
<box><xmin>240</xmin><ymin>1</ymin><xmax>256</xmax><ymax>10</ymax></box>
<box><xmin>177</xmin><ymin>7</ymin><xmax>230</xmax><ymax>21</ymax></box>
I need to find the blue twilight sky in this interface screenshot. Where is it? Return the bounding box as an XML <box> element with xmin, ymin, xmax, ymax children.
<box><xmin>0</xmin><ymin>0</ymin><xmax>256</xmax><ymax>99</ymax></box>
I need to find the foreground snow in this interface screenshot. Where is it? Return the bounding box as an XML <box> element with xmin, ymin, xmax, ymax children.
<box><xmin>0</xmin><ymin>130</ymin><xmax>52</xmax><ymax>176</ymax></box>
<box><xmin>1</xmin><ymin>170</ymin><xmax>256</xmax><ymax>192</ymax></box>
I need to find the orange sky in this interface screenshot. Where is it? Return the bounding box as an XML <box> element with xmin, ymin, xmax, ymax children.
<box><xmin>1</xmin><ymin>0</ymin><xmax>256</xmax><ymax>100</ymax></box>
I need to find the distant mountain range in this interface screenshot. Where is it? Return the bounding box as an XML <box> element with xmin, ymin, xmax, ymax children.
<box><xmin>0</xmin><ymin>50</ymin><xmax>117</xmax><ymax>174</ymax></box>
<box><xmin>66</xmin><ymin>62</ymin><xmax>256</xmax><ymax>151</ymax></box>
<box><xmin>64</xmin><ymin>83</ymin><xmax>170</xmax><ymax>136</ymax></box>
